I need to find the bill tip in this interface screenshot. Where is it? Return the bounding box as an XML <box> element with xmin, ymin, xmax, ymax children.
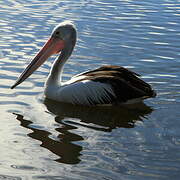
<box><xmin>10</xmin><ymin>83</ymin><xmax>17</xmax><ymax>89</ymax></box>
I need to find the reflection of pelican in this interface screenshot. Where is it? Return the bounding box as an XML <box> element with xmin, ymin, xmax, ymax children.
<box><xmin>44</xmin><ymin>99</ymin><xmax>153</xmax><ymax>131</ymax></box>
<box><xmin>11</xmin><ymin>21</ymin><xmax>156</xmax><ymax>106</ymax></box>
<box><xmin>13</xmin><ymin>102</ymin><xmax>153</xmax><ymax>164</ymax></box>
<box><xmin>14</xmin><ymin>113</ymin><xmax>83</xmax><ymax>164</ymax></box>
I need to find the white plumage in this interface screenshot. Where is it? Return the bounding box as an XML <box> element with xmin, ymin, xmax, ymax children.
<box><xmin>45</xmin><ymin>77</ymin><xmax>115</xmax><ymax>105</ymax></box>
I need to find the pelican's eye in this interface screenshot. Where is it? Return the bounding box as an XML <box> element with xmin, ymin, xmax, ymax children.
<box><xmin>54</xmin><ymin>31</ymin><xmax>63</xmax><ymax>39</ymax></box>
<box><xmin>56</xmin><ymin>31</ymin><xmax>60</xmax><ymax>35</ymax></box>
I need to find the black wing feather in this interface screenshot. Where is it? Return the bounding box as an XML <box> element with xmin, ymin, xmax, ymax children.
<box><xmin>74</xmin><ymin>65</ymin><xmax>156</xmax><ymax>104</ymax></box>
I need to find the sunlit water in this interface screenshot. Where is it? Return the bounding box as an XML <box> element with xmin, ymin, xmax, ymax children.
<box><xmin>0</xmin><ymin>0</ymin><xmax>180</xmax><ymax>179</ymax></box>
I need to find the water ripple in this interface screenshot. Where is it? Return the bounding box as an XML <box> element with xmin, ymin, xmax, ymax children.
<box><xmin>0</xmin><ymin>0</ymin><xmax>180</xmax><ymax>179</ymax></box>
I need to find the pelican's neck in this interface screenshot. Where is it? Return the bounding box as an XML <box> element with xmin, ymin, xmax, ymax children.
<box><xmin>45</xmin><ymin>50</ymin><xmax>70</xmax><ymax>87</ymax></box>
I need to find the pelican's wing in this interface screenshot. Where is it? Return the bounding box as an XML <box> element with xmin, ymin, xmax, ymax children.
<box><xmin>57</xmin><ymin>65</ymin><xmax>156</xmax><ymax>106</ymax></box>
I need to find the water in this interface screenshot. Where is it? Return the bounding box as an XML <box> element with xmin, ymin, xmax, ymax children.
<box><xmin>0</xmin><ymin>0</ymin><xmax>180</xmax><ymax>179</ymax></box>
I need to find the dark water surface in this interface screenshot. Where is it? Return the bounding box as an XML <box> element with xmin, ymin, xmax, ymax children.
<box><xmin>0</xmin><ymin>0</ymin><xmax>180</xmax><ymax>179</ymax></box>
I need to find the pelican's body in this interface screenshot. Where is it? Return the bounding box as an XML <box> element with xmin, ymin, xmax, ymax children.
<box><xmin>11</xmin><ymin>21</ymin><xmax>156</xmax><ymax>106</ymax></box>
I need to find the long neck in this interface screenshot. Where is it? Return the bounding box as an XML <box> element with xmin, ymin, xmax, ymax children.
<box><xmin>45</xmin><ymin>41</ymin><xmax>75</xmax><ymax>87</ymax></box>
<box><xmin>45</xmin><ymin>51</ymin><xmax>68</xmax><ymax>87</ymax></box>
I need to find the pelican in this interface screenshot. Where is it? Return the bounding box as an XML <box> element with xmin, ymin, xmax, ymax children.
<box><xmin>11</xmin><ymin>21</ymin><xmax>156</xmax><ymax>106</ymax></box>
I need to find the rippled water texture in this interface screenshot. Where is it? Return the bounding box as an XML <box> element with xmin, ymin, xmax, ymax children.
<box><xmin>0</xmin><ymin>0</ymin><xmax>180</xmax><ymax>179</ymax></box>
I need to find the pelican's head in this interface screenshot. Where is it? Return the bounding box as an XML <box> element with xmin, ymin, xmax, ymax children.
<box><xmin>53</xmin><ymin>21</ymin><xmax>76</xmax><ymax>40</ymax></box>
<box><xmin>11</xmin><ymin>21</ymin><xmax>77</xmax><ymax>89</ymax></box>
